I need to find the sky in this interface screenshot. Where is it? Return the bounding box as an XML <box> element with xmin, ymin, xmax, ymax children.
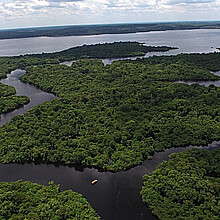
<box><xmin>0</xmin><ymin>0</ymin><xmax>220</xmax><ymax>29</ymax></box>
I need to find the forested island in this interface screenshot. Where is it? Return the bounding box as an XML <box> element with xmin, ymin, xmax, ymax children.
<box><xmin>43</xmin><ymin>42</ymin><xmax>177</xmax><ymax>60</ymax></box>
<box><xmin>141</xmin><ymin>149</ymin><xmax>220</xmax><ymax>220</ymax></box>
<box><xmin>1</xmin><ymin>21</ymin><xmax>220</xmax><ymax>40</ymax></box>
<box><xmin>0</xmin><ymin>180</ymin><xmax>100</xmax><ymax>219</ymax></box>
<box><xmin>0</xmin><ymin>42</ymin><xmax>220</xmax><ymax>171</ymax></box>
<box><xmin>0</xmin><ymin>83</ymin><xmax>29</xmax><ymax>114</ymax></box>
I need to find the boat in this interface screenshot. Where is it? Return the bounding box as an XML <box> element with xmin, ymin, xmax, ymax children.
<box><xmin>91</xmin><ymin>179</ymin><xmax>98</xmax><ymax>185</ymax></box>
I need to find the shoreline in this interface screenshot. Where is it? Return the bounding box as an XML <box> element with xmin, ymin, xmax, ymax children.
<box><xmin>0</xmin><ymin>23</ymin><xmax>220</xmax><ymax>40</ymax></box>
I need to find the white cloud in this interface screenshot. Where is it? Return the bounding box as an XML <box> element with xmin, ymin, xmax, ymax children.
<box><xmin>0</xmin><ymin>0</ymin><xmax>220</xmax><ymax>28</ymax></box>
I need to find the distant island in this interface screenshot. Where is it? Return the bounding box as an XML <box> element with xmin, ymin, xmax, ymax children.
<box><xmin>1</xmin><ymin>21</ymin><xmax>220</xmax><ymax>40</ymax></box>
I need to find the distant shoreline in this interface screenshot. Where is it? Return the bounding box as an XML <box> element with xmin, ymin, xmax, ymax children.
<box><xmin>1</xmin><ymin>21</ymin><xmax>220</xmax><ymax>40</ymax></box>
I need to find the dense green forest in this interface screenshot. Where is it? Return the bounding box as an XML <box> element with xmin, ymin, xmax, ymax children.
<box><xmin>0</xmin><ymin>57</ymin><xmax>58</xmax><ymax>79</ymax></box>
<box><xmin>129</xmin><ymin>52</ymin><xmax>220</xmax><ymax>72</ymax></box>
<box><xmin>0</xmin><ymin>48</ymin><xmax>220</xmax><ymax>170</ymax></box>
<box><xmin>43</xmin><ymin>42</ymin><xmax>177</xmax><ymax>60</ymax></box>
<box><xmin>1</xmin><ymin>21</ymin><xmax>220</xmax><ymax>40</ymax></box>
<box><xmin>1</xmin><ymin>42</ymin><xmax>220</xmax><ymax>171</ymax></box>
<box><xmin>0</xmin><ymin>180</ymin><xmax>100</xmax><ymax>219</ymax></box>
<box><xmin>0</xmin><ymin>83</ymin><xmax>29</xmax><ymax>114</ymax></box>
<box><xmin>141</xmin><ymin>149</ymin><xmax>220</xmax><ymax>220</ymax></box>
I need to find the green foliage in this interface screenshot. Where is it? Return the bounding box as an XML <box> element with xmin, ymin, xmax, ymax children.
<box><xmin>0</xmin><ymin>83</ymin><xmax>29</xmax><ymax>114</ymax></box>
<box><xmin>0</xmin><ymin>180</ymin><xmax>100</xmax><ymax>219</ymax></box>
<box><xmin>0</xmin><ymin>42</ymin><xmax>175</xmax><ymax>79</ymax></box>
<box><xmin>0</xmin><ymin>56</ymin><xmax>58</xmax><ymax>79</ymax></box>
<box><xmin>0</xmin><ymin>53</ymin><xmax>220</xmax><ymax>171</ymax></box>
<box><xmin>1</xmin><ymin>42</ymin><xmax>220</xmax><ymax>171</ymax></box>
<box><xmin>45</xmin><ymin>42</ymin><xmax>177</xmax><ymax>61</ymax></box>
<box><xmin>0</xmin><ymin>42</ymin><xmax>173</xmax><ymax>115</ymax></box>
<box><xmin>141</xmin><ymin>149</ymin><xmax>220</xmax><ymax>220</ymax></box>
<box><xmin>130</xmin><ymin>52</ymin><xmax>220</xmax><ymax>72</ymax></box>
<box><xmin>110</xmin><ymin>60</ymin><xmax>220</xmax><ymax>81</ymax></box>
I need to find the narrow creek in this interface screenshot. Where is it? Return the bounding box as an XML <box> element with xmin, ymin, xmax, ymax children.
<box><xmin>0</xmin><ymin>68</ymin><xmax>219</xmax><ymax>220</ymax></box>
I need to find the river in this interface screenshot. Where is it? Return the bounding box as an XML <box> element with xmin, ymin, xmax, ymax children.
<box><xmin>0</xmin><ymin>69</ymin><xmax>57</xmax><ymax>126</ymax></box>
<box><xmin>0</xmin><ymin>29</ymin><xmax>220</xmax><ymax>219</ymax></box>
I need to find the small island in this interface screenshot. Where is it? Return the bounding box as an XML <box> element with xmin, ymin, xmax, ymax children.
<box><xmin>0</xmin><ymin>83</ymin><xmax>29</xmax><ymax>115</ymax></box>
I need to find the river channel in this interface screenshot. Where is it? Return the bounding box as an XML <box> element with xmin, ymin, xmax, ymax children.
<box><xmin>0</xmin><ymin>29</ymin><xmax>220</xmax><ymax>219</ymax></box>
<box><xmin>0</xmin><ymin>69</ymin><xmax>57</xmax><ymax>126</ymax></box>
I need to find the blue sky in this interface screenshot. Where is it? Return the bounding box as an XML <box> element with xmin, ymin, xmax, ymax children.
<box><xmin>0</xmin><ymin>0</ymin><xmax>220</xmax><ymax>29</ymax></box>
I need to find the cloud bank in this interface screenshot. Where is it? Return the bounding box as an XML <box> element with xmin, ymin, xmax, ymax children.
<box><xmin>0</xmin><ymin>0</ymin><xmax>220</xmax><ymax>29</ymax></box>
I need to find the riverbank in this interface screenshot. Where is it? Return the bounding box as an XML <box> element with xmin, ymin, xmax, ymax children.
<box><xmin>0</xmin><ymin>69</ymin><xmax>57</xmax><ymax>126</ymax></box>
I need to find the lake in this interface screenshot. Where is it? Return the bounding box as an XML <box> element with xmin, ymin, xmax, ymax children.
<box><xmin>0</xmin><ymin>29</ymin><xmax>220</xmax><ymax>57</ymax></box>
<box><xmin>0</xmin><ymin>29</ymin><xmax>220</xmax><ymax>220</ymax></box>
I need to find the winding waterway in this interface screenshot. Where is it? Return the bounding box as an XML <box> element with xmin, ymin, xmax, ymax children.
<box><xmin>1</xmin><ymin>29</ymin><xmax>220</xmax><ymax>219</ymax></box>
<box><xmin>0</xmin><ymin>69</ymin><xmax>57</xmax><ymax>126</ymax></box>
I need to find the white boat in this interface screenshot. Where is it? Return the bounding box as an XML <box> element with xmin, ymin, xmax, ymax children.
<box><xmin>91</xmin><ymin>179</ymin><xmax>98</xmax><ymax>185</ymax></box>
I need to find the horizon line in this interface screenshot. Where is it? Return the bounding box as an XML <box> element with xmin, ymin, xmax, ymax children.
<box><xmin>1</xmin><ymin>19</ymin><xmax>220</xmax><ymax>31</ymax></box>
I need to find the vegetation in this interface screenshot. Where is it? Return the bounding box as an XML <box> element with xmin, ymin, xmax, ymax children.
<box><xmin>0</xmin><ymin>51</ymin><xmax>220</xmax><ymax>171</ymax></box>
<box><xmin>141</xmin><ymin>148</ymin><xmax>220</xmax><ymax>220</ymax></box>
<box><xmin>0</xmin><ymin>180</ymin><xmax>100</xmax><ymax>219</ymax></box>
<box><xmin>0</xmin><ymin>57</ymin><xmax>59</xmax><ymax>79</ymax></box>
<box><xmin>0</xmin><ymin>42</ymin><xmax>176</xmax><ymax>80</ymax></box>
<box><xmin>0</xmin><ymin>83</ymin><xmax>29</xmax><ymax>115</ymax></box>
<box><xmin>1</xmin><ymin>21</ymin><xmax>220</xmax><ymax>40</ymax></box>
<box><xmin>129</xmin><ymin>52</ymin><xmax>220</xmax><ymax>72</ymax></box>
<box><xmin>1</xmin><ymin>42</ymin><xmax>220</xmax><ymax>171</ymax></box>
<box><xmin>0</xmin><ymin>42</ymin><xmax>175</xmax><ymax>116</ymax></box>
<box><xmin>0</xmin><ymin>42</ymin><xmax>173</xmax><ymax>115</ymax></box>
<box><xmin>43</xmin><ymin>42</ymin><xmax>177</xmax><ymax>60</ymax></box>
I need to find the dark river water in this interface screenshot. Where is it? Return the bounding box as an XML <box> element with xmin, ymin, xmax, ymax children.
<box><xmin>0</xmin><ymin>69</ymin><xmax>57</xmax><ymax>126</ymax></box>
<box><xmin>0</xmin><ymin>29</ymin><xmax>220</xmax><ymax>219</ymax></box>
